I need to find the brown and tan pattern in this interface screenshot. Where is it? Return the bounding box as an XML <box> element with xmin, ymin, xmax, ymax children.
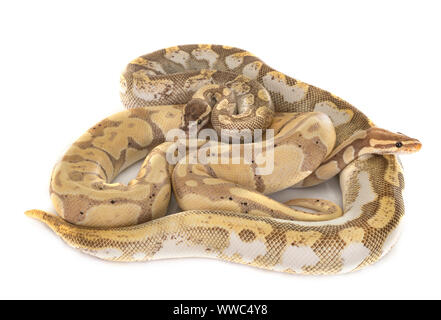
<box><xmin>173</xmin><ymin>112</ymin><xmax>338</xmax><ymax>222</ymax></box>
<box><xmin>26</xmin><ymin>44</ymin><xmax>421</xmax><ymax>274</ymax></box>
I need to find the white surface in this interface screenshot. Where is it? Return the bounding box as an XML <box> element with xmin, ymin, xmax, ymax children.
<box><xmin>0</xmin><ymin>0</ymin><xmax>440</xmax><ymax>299</ymax></box>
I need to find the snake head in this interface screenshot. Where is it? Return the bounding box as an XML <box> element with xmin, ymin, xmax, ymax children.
<box><xmin>367</xmin><ymin>128</ymin><xmax>422</xmax><ymax>154</ymax></box>
<box><xmin>180</xmin><ymin>99</ymin><xmax>212</xmax><ymax>133</ymax></box>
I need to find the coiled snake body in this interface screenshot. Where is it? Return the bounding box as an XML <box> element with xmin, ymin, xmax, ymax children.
<box><xmin>26</xmin><ymin>45</ymin><xmax>421</xmax><ymax>274</ymax></box>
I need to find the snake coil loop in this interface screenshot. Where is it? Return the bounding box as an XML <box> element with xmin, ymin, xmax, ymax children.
<box><xmin>26</xmin><ymin>45</ymin><xmax>421</xmax><ymax>275</ymax></box>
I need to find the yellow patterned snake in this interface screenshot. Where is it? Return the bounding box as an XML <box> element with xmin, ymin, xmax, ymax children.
<box><xmin>25</xmin><ymin>45</ymin><xmax>421</xmax><ymax>274</ymax></box>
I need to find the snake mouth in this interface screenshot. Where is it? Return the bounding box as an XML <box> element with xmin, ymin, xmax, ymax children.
<box><xmin>413</xmin><ymin>144</ymin><xmax>422</xmax><ymax>152</ymax></box>
<box><xmin>415</xmin><ymin>141</ymin><xmax>422</xmax><ymax>151</ymax></box>
<box><xmin>391</xmin><ymin>143</ymin><xmax>421</xmax><ymax>154</ymax></box>
<box><xmin>402</xmin><ymin>140</ymin><xmax>422</xmax><ymax>153</ymax></box>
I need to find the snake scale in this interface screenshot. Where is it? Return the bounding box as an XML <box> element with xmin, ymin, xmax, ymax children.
<box><xmin>26</xmin><ymin>44</ymin><xmax>421</xmax><ymax>275</ymax></box>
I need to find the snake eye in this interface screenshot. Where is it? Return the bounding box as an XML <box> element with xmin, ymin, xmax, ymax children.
<box><xmin>197</xmin><ymin>119</ymin><xmax>202</xmax><ymax>125</ymax></box>
<box><xmin>395</xmin><ymin>142</ymin><xmax>403</xmax><ymax>148</ymax></box>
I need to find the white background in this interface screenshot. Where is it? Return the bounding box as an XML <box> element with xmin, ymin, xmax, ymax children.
<box><xmin>1</xmin><ymin>0</ymin><xmax>440</xmax><ymax>299</ymax></box>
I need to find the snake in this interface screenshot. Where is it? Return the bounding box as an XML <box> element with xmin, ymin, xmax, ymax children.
<box><xmin>25</xmin><ymin>44</ymin><xmax>421</xmax><ymax>274</ymax></box>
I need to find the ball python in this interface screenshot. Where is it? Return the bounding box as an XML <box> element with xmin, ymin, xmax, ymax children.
<box><xmin>25</xmin><ymin>44</ymin><xmax>421</xmax><ymax>274</ymax></box>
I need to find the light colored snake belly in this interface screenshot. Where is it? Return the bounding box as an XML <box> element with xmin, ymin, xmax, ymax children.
<box><xmin>26</xmin><ymin>44</ymin><xmax>421</xmax><ymax>275</ymax></box>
